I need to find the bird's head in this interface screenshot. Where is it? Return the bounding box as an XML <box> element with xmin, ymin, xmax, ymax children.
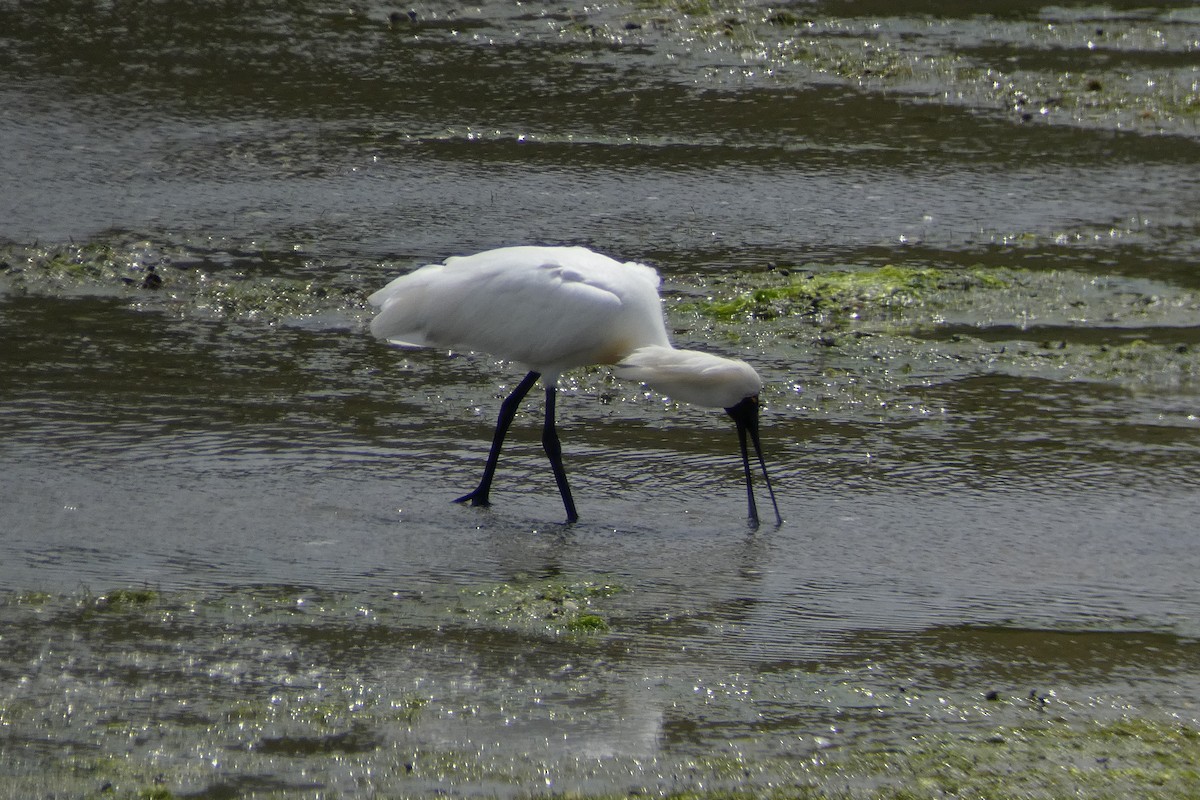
<box><xmin>614</xmin><ymin>345</ymin><xmax>760</xmax><ymax>408</ymax></box>
<box><xmin>616</xmin><ymin>346</ymin><xmax>781</xmax><ymax>527</ymax></box>
<box><xmin>724</xmin><ymin>394</ymin><xmax>782</xmax><ymax>528</ymax></box>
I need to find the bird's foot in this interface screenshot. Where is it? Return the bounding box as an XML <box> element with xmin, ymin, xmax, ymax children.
<box><xmin>453</xmin><ymin>489</ymin><xmax>491</xmax><ymax>507</ymax></box>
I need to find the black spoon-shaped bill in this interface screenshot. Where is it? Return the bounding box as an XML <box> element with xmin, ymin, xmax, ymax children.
<box><xmin>726</xmin><ymin>395</ymin><xmax>783</xmax><ymax>528</ymax></box>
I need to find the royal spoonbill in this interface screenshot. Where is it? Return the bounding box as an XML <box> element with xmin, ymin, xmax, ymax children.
<box><xmin>368</xmin><ymin>245</ymin><xmax>781</xmax><ymax>526</ymax></box>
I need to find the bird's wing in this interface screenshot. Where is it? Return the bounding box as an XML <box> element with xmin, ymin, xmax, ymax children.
<box><xmin>441</xmin><ymin>254</ymin><xmax>634</xmax><ymax>368</ymax></box>
<box><xmin>369</xmin><ymin>247</ymin><xmax>668</xmax><ymax>372</ymax></box>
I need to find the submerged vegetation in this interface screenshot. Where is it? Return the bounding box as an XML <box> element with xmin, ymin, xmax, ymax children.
<box><xmin>0</xmin><ymin>239</ymin><xmax>366</xmax><ymax>323</ymax></box>
<box><xmin>4</xmin><ymin>2</ymin><xmax>1200</xmax><ymax>797</ymax></box>
<box><xmin>586</xmin><ymin>1</ymin><xmax>1200</xmax><ymax>139</ymax></box>
<box><xmin>8</xmin><ymin>237</ymin><xmax>1200</xmax><ymax>398</ymax></box>
<box><xmin>693</xmin><ymin>265</ymin><xmax>1005</xmax><ymax>320</ymax></box>
<box><xmin>94</xmin><ymin>587</ymin><xmax>159</xmax><ymax>609</ymax></box>
<box><xmin>2</xmin><ymin>587</ymin><xmax>1199</xmax><ymax>798</ymax></box>
<box><xmin>455</xmin><ymin>575</ymin><xmax>622</xmax><ymax>634</ymax></box>
<box><xmin>680</xmin><ymin>262</ymin><xmax>1200</xmax><ymax>396</ymax></box>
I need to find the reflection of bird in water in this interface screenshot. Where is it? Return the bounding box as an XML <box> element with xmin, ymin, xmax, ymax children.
<box><xmin>368</xmin><ymin>245</ymin><xmax>781</xmax><ymax>526</ymax></box>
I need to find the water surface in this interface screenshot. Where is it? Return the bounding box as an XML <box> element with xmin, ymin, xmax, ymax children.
<box><xmin>2</xmin><ymin>0</ymin><xmax>1199</xmax><ymax>795</ymax></box>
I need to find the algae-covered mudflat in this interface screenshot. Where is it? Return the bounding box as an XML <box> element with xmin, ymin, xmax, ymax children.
<box><xmin>3</xmin><ymin>583</ymin><xmax>1200</xmax><ymax>799</ymax></box>
<box><xmin>2</xmin><ymin>0</ymin><xmax>1199</xmax><ymax>796</ymax></box>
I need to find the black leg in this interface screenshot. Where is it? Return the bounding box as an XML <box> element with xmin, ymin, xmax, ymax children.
<box><xmin>454</xmin><ymin>371</ymin><xmax>540</xmax><ymax>508</ymax></box>
<box><xmin>541</xmin><ymin>385</ymin><xmax>579</xmax><ymax>523</ymax></box>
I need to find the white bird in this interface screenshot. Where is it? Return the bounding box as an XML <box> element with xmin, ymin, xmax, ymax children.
<box><xmin>368</xmin><ymin>245</ymin><xmax>781</xmax><ymax>526</ymax></box>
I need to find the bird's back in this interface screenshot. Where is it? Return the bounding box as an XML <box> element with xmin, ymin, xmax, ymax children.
<box><xmin>369</xmin><ymin>246</ymin><xmax>671</xmax><ymax>376</ymax></box>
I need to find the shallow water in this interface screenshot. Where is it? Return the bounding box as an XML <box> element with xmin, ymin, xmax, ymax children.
<box><xmin>2</xmin><ymin>0</ymin><xmax>1200</xmax><ymax>796</ymax></box>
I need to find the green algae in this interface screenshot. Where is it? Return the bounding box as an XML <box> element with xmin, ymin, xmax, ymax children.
<box><xmin>822</xmin><ymin>718</ymin><xmax>1200</xmax><ymax>800</ymax></box>
<box><xmin>3</xmin><ymin>587</ymin><xmax>1200</xmax><ymax>798</ymax></box>
<box><xmin>667</xmin><ymin>262</ymin><xmax>1200</xmax><ymax>420</ymax></box>
<box><xmin>1</xmin><ymin>240</ymin><xmax>163</xmax><ymax>289</ymax></box>
<box><xmin>454</xmin><ymin>575</ymin><xmax>622</xmax><ymax>635</ymax></box>
<box><xmin>3</xmin><ymin>5</ymin><xmax>1199</xmax><ymax>799</ymax></box>
<box><xmin>11</xmin><ymin>591</ymin><xmax>53</xmax><ymax>606</ymax></box>
<box><xmin>693</xmin><ymin>265</ymin><xmax>998</xmax><ymax>321</ymax></box>
<box><xmin>584</xmin><ymin>1</ymin><xmax>1200</xmax><ymax>139</ymax></box>
<box><xmin>692</xmin><ymin>260</ymin><xmax>1200</xmax><ymax>331</ymax></box>
<box><xmin>568</xmin><ymin>612</ymin><xmax>610</xmax><ymax>632</ymax></box>
<box><xmin>9</xmin><ymin>233</ymin><xmax>1200</xmax><ymax>403</ymax></box>
<box><xmin>94</xmin><ymin>588</ymin><xmax>160</xmax><ymax>610</ymax></box>
<box><xmin>0</xmin><ymin>239</ymin><xmax>369</xmax><ymax>325</ymax></box>
<box><xmin>19</xmin><ymin>715</ymin><xmax>1200</xmax><ymax>800</ymax></box>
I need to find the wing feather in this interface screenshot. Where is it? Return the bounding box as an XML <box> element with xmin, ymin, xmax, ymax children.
<box><xmin>369</xmin><ymin>246</ymin><xmax>669</xmax><ymax>373</ymax></box>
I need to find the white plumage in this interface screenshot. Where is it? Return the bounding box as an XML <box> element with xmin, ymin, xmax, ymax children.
<box><xmin>369</xmin><ymin>245</ymin><xmax>780</xmax><ymax>525</ymax></box>
<box><xmin>614</xmin><ymin>345</ymin><xmax>761</xmax><ymax>409</ymax></box>
<box><xmin>370</xmin><ymin>246</ymin><xmax>664</xmax><ymax>375</ymax></box>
